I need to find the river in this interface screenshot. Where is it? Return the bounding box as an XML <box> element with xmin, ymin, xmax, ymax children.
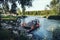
<box><xmin>24</xmin><ymin>16</ymin><xmax>60</xmax><ymax>40</ymax></box>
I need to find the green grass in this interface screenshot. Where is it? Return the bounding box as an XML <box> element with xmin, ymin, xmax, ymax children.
<box><xmin>1</xmin><ymin>15</ymin><xmax>18</xmax><ymax>20</ymax></box>
<box><xmin>1</xmin><ymin>15</ymin><xmax>18</xmax><ymax>18</ymax></box>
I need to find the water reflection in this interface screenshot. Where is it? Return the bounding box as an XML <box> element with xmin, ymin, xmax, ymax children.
<box><xmin>25</xmin><ymin>16</ymin><xmax>60</xmax><ymax>40</ymax></box>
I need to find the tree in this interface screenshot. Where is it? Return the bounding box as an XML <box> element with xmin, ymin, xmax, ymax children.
<box><xmin>18</xmin><ymin>0</ymin><xmax>33</xmax><ymax>15</ymax></box>
<box><xmin>0</xmin><ymin>0</ymin><xmax>33</xmax><ymax>17</ymax></box>
<box><xmin>11</xmin><ymin>2</ymin><xmax>17</xmax><ymax>14</ymax></box>
<box><xmin>0</xmin><ymin>0</ymin><xmax>17</xmax><ymax>14</ymax></box>
<box><xmin>50</xmin><ymin>0</ymin><xmax>60</xmax><ymax>7</ymax></box>
<box><xmin>50</xmin><ymin>0</ymin><xmax>60</xmax><ymax>15</ymax></box>
<box><xmin>0</xmin><ymin>0</ymin><xmax>9</xmax><ymax>14</ymax></box>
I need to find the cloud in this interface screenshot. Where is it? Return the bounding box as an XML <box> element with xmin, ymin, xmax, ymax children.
<box><xmin>26</xmin><ymin>0</ymin><xmax>52</xmax><ymax>11</ymax></box>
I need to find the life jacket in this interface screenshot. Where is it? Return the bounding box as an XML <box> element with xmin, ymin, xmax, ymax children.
<box><xmin>31</xmin><ymin>26</ymin><xmax>34</xmax><ymax>30</ymax></box>
<box><xmin>36</xmin><ymin>23</ymin><xmax>40</xmax><ymax>28</ymax></box>
<box><xmin>22</xmin><ymin>22</ymin><xmax>26</xmax><ymax>27</ymax></box>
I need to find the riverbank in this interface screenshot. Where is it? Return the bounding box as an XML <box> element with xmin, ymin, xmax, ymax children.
<box><xmin>47</xmin><ymin>16</ymin><xmax>60</xmax><ymax>20</ymax></box>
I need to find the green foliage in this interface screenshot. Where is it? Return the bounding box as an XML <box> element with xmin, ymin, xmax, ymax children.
<box><xmin>18</xmin><ymin>0</ymin><xmax>33</xmax><ymax>15</ymax></box>
<box><xmin>50</xmin><ymin>0</ymin><xmax>57</xmax><ymax>7</ymax></box>
<box><xmin>11</xmin><ymin>2</ymin><xmax>17</xmax><ymax>14</ymax></box>
<box><xmin>18</xmin><ymin>0</ymin><xmax>33</xmax><ymax>7</ymax></box>
<box><xmin>50</xmin><ymin>0</ymin><xmax>60</xmax><ymax>15</ymax></box>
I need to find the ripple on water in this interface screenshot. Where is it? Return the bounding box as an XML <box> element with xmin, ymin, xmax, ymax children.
<box><xmin>25</xmin><ymin>16</ymin><xmax>60</xmax><ymax>40</ymax></box>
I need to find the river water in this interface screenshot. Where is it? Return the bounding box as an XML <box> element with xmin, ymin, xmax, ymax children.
<box><xmin>24</xmin><ymin>16</ymin><xmax>60</xmax><ymax>40</ymax></box>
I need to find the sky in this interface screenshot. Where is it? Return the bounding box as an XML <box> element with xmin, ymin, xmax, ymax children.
<box><xmin>17</xmin><ymin>0</ymin><xmax>52</xmax><ymax>11</ymax></box>
<box><xmin>0</xmin><ymin>0</ymin><xmax>52</xmax><ymax>11</ymax></box>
